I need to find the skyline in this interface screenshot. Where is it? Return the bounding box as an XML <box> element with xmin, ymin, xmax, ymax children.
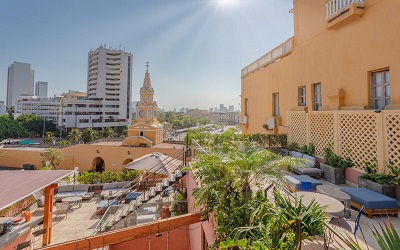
<box><xmin>0</xmin><ymin>0</ymin><xmax>294</xmax><ymax>110</ymax></box>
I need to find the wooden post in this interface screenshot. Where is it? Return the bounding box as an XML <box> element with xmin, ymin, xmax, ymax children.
<box><xmin>43</xmin><ymin>183</ymin><xmax>58</xmax><ymax>246</ymax></box>
<box><xmin>295</xmin><ymin>218</ymin><xmax>302</xmax><ymax>250</ymax></box>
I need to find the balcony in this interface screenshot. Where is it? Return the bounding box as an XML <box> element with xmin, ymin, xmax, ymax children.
<box><xmin>326</xmin><ymin>0</ymin><xmax>366</xmax><ymax>29</ymax></box>
<box><xmin>241</xmin><ymin>37</ymin><xmax>294</xmax><ymax>78</ymax></box>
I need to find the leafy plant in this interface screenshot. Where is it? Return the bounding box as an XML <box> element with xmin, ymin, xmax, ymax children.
<box><xmin>371</xmin><ymin>216</ymin><xmax>400</xmax><ymax>250</ymax></box>
<box><xmin>57</xmin><ymin>140</ymin><xmax>71</xmax><ymax>147</ymax></box>
<box><xmin>40</xmin><ymin>148</ymin><xmax>64</xmax><ymax>169</ymax></box>
<box><xmin>323</xmin><ymin>146</ymin><xmax>354</xmax><ymax>168</ymax></box>
<box><xmin>299</xmin><ymin>143</ymin><xmax>315</xmax><ymax>156</ymax></box>
<box><xmin>360</xmin><ymin>161</ymin><xmax>399</xmax><ymax>186</ymax></box>
<box><xmin>170</xmin><ymin>190</ymin><xmax>187</xmax><ymax>216</ymax></box>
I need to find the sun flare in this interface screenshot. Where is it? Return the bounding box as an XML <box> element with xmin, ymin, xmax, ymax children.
<box><xmin>216</xmin><ymin>0</ymin><xmax>239</xmax><ymax>7</ymax></box>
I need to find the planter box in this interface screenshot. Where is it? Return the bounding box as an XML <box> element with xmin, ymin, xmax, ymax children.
<box><xmin>396</xmin><ymin>186</ymin><xmax>400</xmax><ymax>202</ymax></box>
<box><xmin>358</xmin><ymin>177</ymin><xmax>396</xmax><ymax>199</ymax></box>
<box><xmin>320</xmin><ymin>163</ymin><xmax>345</xmax><ymax>184</ymax></box>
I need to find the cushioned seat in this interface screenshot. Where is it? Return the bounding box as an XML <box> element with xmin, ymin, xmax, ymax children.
<box><xmin>341</xmin><ymin>188</ymin><xmax>398</xmax><ymax>218</ymax></box>
<box><xmin>290</xmin><ymin>151</ymin><xmax>324</xmax><ymax>177</ymax></box>
<box><xmin>284</xmin><ymin>175</ymin><xmax>322</xmax><ymax>192</ymax></box>
<box><xmin>125</xmin><ymin>192</ymin><xmax>142</xmax><ymax>204</ymax></box>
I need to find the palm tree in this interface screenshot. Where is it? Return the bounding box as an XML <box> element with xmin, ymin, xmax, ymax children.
<box><xmin>44</xmin><ymin>131</ymin><xmax>55</xmax><ymax>144</ymax></box>
<box><xmin>68</xmin><ymin>129</ymin><xmax>81</xmax><ymax>145</ymax></box>
<box><xmin>81</xmin><ymin>128</ymin><xmax>100</xmax><ymax>143</ymax></box>
<box><xmin>101</xmin><ymin>127</ymin><xmax>116</xmax><ymax>138</ymax></box>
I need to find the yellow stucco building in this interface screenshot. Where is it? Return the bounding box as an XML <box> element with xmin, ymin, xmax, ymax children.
<box><xmin>241</xmin><ymin>0</ymin><xmax>400</xmax><ymax>174</ymax></box>
<box><xmin>122</xmin><ymin>64</ymin><xmax>164</xmax><ymax>147</ymax></box>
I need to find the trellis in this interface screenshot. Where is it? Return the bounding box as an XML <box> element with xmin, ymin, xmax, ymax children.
<box><xmin>288</xmin><ymin>110</ymin><xmax>400</xmax><ymax>173</ymax></box>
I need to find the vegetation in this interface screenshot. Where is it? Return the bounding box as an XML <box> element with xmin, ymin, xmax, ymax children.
<box><xmin>43</xmin><ymin>131</ymin><xmax>56</xmax><ymax>144</ymax></box>
<box><xmin>0</xmin><ymin>115</ymin><xmax>30</xmax><ymax>140</ymax></box>
<box><xmin>40</xmin><ymin>148</ymin><xmax>64</xmax><ymax>170</ymax></box>
<box><xmin>81</xmin><ymin>128</ymin><xmax>100</xmax><ymax>143</ymax></box>
<box><xmin>170</xmin><ymin>190</ymin><xmax>188</xmax><ymax>216</ymax></box>
<box><xmin>157</xmin><ymin>111</ymin><xmax>209</xmax><ymax>129</ymax></box>
<box><xmin>76</xmin><ymin>170</ymin><xmax>140</xmax><ymax>184</ymax></box>
<box><xmin>16</xmin><ymin>114</ymin><xmax>57</xmax><ymax>137</ymax></box>
<box><xmin>101</xmin><ymin>127</ymin><xmax>116</xmax><ymax>138</ymax></box>
<box><xmin>189</xmin><ymin>130</ymin><xmax>316</xmax><ymax>248</ymax></box>
<box><xmin>57</xmin><ymin>140</ymin><xmax>71</xmax><ymax>147</ymax></box>
<box><xmin>360</xmin><ymin>160</ymin><xmax>399</xmax><ymax>186</ymax></box>
<box><xmin>68</xmin><ymin>129</ymin><xmax>82</xmax><ymax>144</ymax></box>
<box><xmin>298</xmin><ymin>143</ymin><xmax>315</xmax><ymax>156</ymax></box>
<box><xmin>371</xmin><ymin>216</ymin><xmax>400</xmax><ymax>250</ymax></box>
<box><xmin>323</xmin><ymin>146</ymin><xmax>354</xmax><ymax>168</ymax></box>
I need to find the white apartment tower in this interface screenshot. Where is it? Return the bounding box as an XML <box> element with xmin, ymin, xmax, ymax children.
<box><xmin>35</xmin><ymin>81</ymin><xmax>48</xmax><ymax>97</ymax></box>
<box><xmin>87</xmin><ymin>46</ymin><xmax>132</xmax><ymax>121</ymax></box>
<box><xmin>6</xmin><ymin>62</ymin><xmax>34</xmax><ymax>108</ymax></box>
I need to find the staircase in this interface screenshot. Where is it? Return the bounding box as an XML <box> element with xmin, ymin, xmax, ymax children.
<box><xmin>96</xmin><ymin>169</ymin><xmax>187</xmax><ymax>232</ymax></box>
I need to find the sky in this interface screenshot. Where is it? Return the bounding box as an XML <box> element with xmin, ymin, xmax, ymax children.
<box><xmin>0</xmin><ymin>0</ymin><xmax>293</xmax><ymax>111</ymax></box>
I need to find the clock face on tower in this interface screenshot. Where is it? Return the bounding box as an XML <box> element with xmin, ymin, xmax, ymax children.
<box><xmin>139</xmin><ymin>110</ymin><xmax>145</xmax><ymax>117</ymax></box>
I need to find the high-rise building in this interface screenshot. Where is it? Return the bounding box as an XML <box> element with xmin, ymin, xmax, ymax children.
<box><xmin>87</xmin><ymin>45</ymin><xmax>132</xmax><ymax>120</ymax></box>
<box><xmin>35</xmin><ymin>81</ymin><xmax>48</xmax><ymax>97</ymax></box>
<box><xmin>6</xmin><ymin>62</ymin><xmax>34</xmax><ymax>108</ymax></box>
<box><xmin>229</xmin><ymin>105</ymin><xmax>234</xmax><ymax>112</ymax></box>
<box><xmin>0</xmin><ymin>101</ymin><xmax>5</xmax><ymax>115</ymax></box>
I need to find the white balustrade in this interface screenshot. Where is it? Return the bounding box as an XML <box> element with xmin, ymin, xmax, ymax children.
<box><xmin>326</xmin><ymin>0</ymin><xmax>365</xmax><ymax>20</ymax></box>
<box><xmin>241</xmin><ymin>37</ymin><xmax>294</xmax><ymax>78</ymax></box>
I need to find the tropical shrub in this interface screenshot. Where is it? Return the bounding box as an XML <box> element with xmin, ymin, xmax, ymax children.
<box><xmin>299</xmin><ymin>143</ymin><xmax>315</xmax><ymax>156</ymax></box>
<box><xmin>323</xmin><ymin>146</ymin><xmax>354</xmax><ymax>168</ymax></box>
<box><xmin>360</xmin><ymin>161</ymin><xmax>399</xmax><ymax>186</ymax></box>
<box><xmin>170</xmin><ymin>190</ymin><xmax>187</xmax><ymax>216</ymax></box>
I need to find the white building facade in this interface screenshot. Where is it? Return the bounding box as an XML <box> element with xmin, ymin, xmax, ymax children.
<box><xmin>7</xmin><ymin>62</ymin><xmax>34</xmax><ymax>108</ymax></box>
<box><xmin>0</xmin><ymin>101</ymin><xmax>5</xmax><ymax>115</ymax></box>
<box><xmin>35</xmin><ymin>81</ymin><xmax>48</xmax><ymax>97</ymax></box>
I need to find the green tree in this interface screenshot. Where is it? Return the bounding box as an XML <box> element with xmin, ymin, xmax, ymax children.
<box><xmin>40</xmin><ymin>148</ymin><xmax>64</xmax><ymax>170</ymax></box>
<box><xmin>101</xmin><ymin>127</ymin><xmax>116</xmax><ymax>138</ymax></box>
<box><xmin>7</xmin><ymin>106</ymin><xmax>14</xmax><ymax>120</ymax></box>
<box><xmin>68</xmin><ymin>129</ymin><xmax>82</xmax><ymax>145</ymax></box>
<box><xmin>16</xmin><ymin>114</ymin><xmax>56</xmax><ymax>137</ymax></box>
<box><xmin>43</xmin><ymin>132</ymin><xmax>55</xmax><ymax>144</ymax></box>
<box><xmin>0</xmin><ymin>115</ymin><xmax>30</xmax><ymax>140</ymax></box>
<box><xmin>57</xmin><ymin>140</ymin><xmax>71</xmax><ymax>147</ymax></box>
<box><xmin>81</xmin><ymin>128</ymin><xmax>100</xmax><ymax>143</ymax></box>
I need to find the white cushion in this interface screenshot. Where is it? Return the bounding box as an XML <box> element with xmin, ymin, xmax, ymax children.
<box><xmin>291</xmin><ymin>151</ymin><xmax>303</xmax><ymax>159</ymax></box>
<box><xmin>302</xmin><ymin>154</ymin><xmax>316</xmax><ymax>168</ymax></box>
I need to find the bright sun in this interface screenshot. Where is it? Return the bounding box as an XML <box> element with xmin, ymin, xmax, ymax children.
<box><xmin>216</xmin><ymin>0</ymin><xmax>238</xmax><ymax>7</ymax></box>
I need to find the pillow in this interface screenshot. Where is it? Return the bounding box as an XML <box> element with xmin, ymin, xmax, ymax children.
<box><xmin>58</xmin><ymin>185</ymin><xmax>74</xmax><ymax>193</ymax></box>
<box><xmin>302</xmin><ymin>154</ymin><xmax>316</xmax><ymax>168</ymax></box>
<box><xmin>291</xmin><ymin>151</ymin><xmax>303</xmax><ymax>159</ymax></box>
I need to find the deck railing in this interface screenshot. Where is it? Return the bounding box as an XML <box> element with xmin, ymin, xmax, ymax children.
<box><xmin>241</xmin><ymin>37</ymin><xmax>294</xmax><ymax>78</ymax></box>
<box><xmin>326</xmin><ymin>0</ymin><xmax>365</xmax><ymax>20</ymax></box>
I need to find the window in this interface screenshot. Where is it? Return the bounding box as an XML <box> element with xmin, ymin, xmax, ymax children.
<box><xmin>244</xmin><ymin>98</ymin><xmax>249</xmax><ymax>115</ymax></box>
<box><xmin>139</xmin><ymin>131</ymin><xmax>144</xmax><ymax>136</ymax></box>
<box><xmin>313</xmin><ymin>83</ymin><xmax>322</xmax><ymax>110</ymax></box>
<box><xmin>272</xmin><ymin>93</ymin><xmax>279</xmax><ymax>116</ymax></box>
<box><xmin>371</xmin><ymin>70</ymin><xmax>390</xmax><ymax>110</ymax></box>
<box><xmin>298</xmin><ymin>86</ymin><xmax>306</xmax><ymax>106</ymax></box>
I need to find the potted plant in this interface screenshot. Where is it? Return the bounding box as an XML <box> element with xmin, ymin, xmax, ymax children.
<box><xmin>298</xmin><ymin>143</ymin><xmax>315</xmax><ymax>156</ymax></box>
<box><xmin>358</xmin><ymin>161</ymin><xmax>398</xmax><ymax>199</ymax></box>
<box><xmin>320</xmin><ymin>147</ymin><xmax>354</xmax><ymax>184</ymax></box>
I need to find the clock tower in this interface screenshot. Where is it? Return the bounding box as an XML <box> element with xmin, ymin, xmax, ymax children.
<box><xmin>122</xmin><ymin>63</ymin><xmax>164</xmax><ymax>147</ymax></box>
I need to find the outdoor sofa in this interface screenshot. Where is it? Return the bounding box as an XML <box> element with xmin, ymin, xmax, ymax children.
<box><xmin>341</xmin><ymin>188</ymin><xmax>398</xmax><ymax>218</ymax></box>
<box><xmin>290</xmin><ymin>151</ymin><xmax>324</xmax><ymax>177</ymax></box>
<box><xmin>55</xmin><ymin>184</ymin><xmax>93</xmax><ymax>202</ymax></box>
<box><xmin>100</xmin><ymin>181</ymin><xmax>132</xmax><ymax>199</ymax></box>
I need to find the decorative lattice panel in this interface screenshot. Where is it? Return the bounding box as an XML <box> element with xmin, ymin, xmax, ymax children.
<box><xmin>338</xmin><ymin>113</ymin><xmax>378</xmax><ymax>170</ymax></box>
<box><xmin>288</xmin><ymin>112</ymin><xmax>307</xmax><ymax>146</ymax></box>
<box><xmin>309</xmin><ymin>113</ymin><xmax>334</xmax><ymax>158</ymax></box>
<box><xmin>385</xmin><ymin>114</ymin><xmax>400</xmax><ymax>170</ymax></box>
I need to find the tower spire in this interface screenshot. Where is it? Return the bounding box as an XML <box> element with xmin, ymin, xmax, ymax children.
<box><xmin>146</xmin><ymin>61</ymin><xmax>149</xmax><ymax>73</ymax></box>
<box><xmin>143</xmin><ymin>62</ymin><xmax>152</xmax><ymax>88</ymax></box>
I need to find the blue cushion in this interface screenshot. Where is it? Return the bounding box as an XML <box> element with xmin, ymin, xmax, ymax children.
<box><xmin>96</xmin><ymin>200</ymin><xmax>119</xmax><ymax>211</ymax></box>
<box><xmin>292</xmin><ymin>175</ymin><xmax>322</xmax><ymax>185</ymax></box>
<box><xmin>341</xmin><ymin>188</ymin><xmax>398</xmax><ymax>210</ymax></box>
<box><xmin>125</xmin><ymin>192</ymin><xmax>141</xmax><ymax>204</ymax></box>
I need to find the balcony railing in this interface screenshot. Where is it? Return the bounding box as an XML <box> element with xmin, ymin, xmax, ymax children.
<box><xmin>241</xmin><ymin>37</ymin><xmax>294</xmax><ymax>78</ymax></box>
<box><xmin>326</xmin><ymin>0</ymin><xmax>365</xmax><ymax>20</ymax></box>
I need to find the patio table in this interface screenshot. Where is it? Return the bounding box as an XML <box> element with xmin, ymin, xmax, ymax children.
<box><xmin>61</xmin><ymin>196</ymin><xmax>82</xmax><ymax>210</ymax></box>
<box><xmin>295</xmin><ymin>191</ymin><xmax>344</xmax><ymax>216</ymax></box>
<box><xmin>316</xmin><ymin>185</ymin><xmax>351</xmax><ymax>218</ymax></box>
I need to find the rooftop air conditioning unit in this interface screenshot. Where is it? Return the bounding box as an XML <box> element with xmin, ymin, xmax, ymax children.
<box><xmin>242</xmin><ymin>116</ymin><xmax>248</xmax><ymax>125</ymax></box>
<box><xmin>266</xmin><ymin>117</ymin><xmax>278</xmax><ymax>129</ymax></box>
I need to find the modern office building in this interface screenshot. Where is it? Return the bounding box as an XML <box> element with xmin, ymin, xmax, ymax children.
<box><xmin>6</xmin><ymin>62</ymin><xmax>34</xmax><ymax>108</ymax></box>
<box><xmin>35</xmin><ymin>81</ymin><xmax>48</xmax><ymax>97</ymax></box>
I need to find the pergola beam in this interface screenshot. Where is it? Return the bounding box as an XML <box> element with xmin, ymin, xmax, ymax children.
<box><xmin>41</xmin><ymin>212</ymin><xmax>203</xmax><ymax>250</ymax></box>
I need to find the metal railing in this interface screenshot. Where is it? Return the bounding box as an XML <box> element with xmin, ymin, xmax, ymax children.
<box><xmin>326</xmin><ymin>0</ymin><xmax>365</xmax><ymax>20</ymax></box>
<box><xmin>241</xmin><ymin>37</ymin><xmax>294</xmax><ymax>78</ymax></box>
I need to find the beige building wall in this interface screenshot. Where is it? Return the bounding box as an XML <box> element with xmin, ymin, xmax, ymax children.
<box><xmin>241</xmin><ymin>0</ymin><xmax>400</xmax><ymax>134</ymax></box>
<box><xmin>0</xmin><ymin>144</ymin><xmax>182</xmax><ymax>172</ymax></box>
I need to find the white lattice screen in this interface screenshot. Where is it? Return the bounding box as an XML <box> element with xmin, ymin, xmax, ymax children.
<box><xmin>309</xmin><ymin>112</ymin><xmax>335</xmax><ymax>158</ymax></box>
<box><xmin>338</xmin><ymin>113</ymin><xmax>378</xmax><ymax>170</ymax></box>
<box><xmin>288</xmin><ymin>110</ymin><xmax>400</xmax><ymax>172</ymax></box>
<box><xmin>288</xmin><ymin>112</ymin><xmax>307</xmax><ymax>146</ymax></box>
<box><xmin>385</xmin><ymin>113</ymin><xmax>400</xmax><ymax>170</ymax></box>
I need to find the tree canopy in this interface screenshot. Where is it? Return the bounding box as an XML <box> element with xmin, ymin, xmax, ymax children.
<box><xmin>157</xmin><ymin>111</ymin><xmax>209</xmax><ymax>129</ymax></box>
<box><xmin>0</xmin><ymin>115</ymin><xmax>30</xmax><ymax>140</ymax></box>
<box><xmin>16</xmin><ymin>114</ymin><xmax>57</xmax><ymax>137</ymax></box>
